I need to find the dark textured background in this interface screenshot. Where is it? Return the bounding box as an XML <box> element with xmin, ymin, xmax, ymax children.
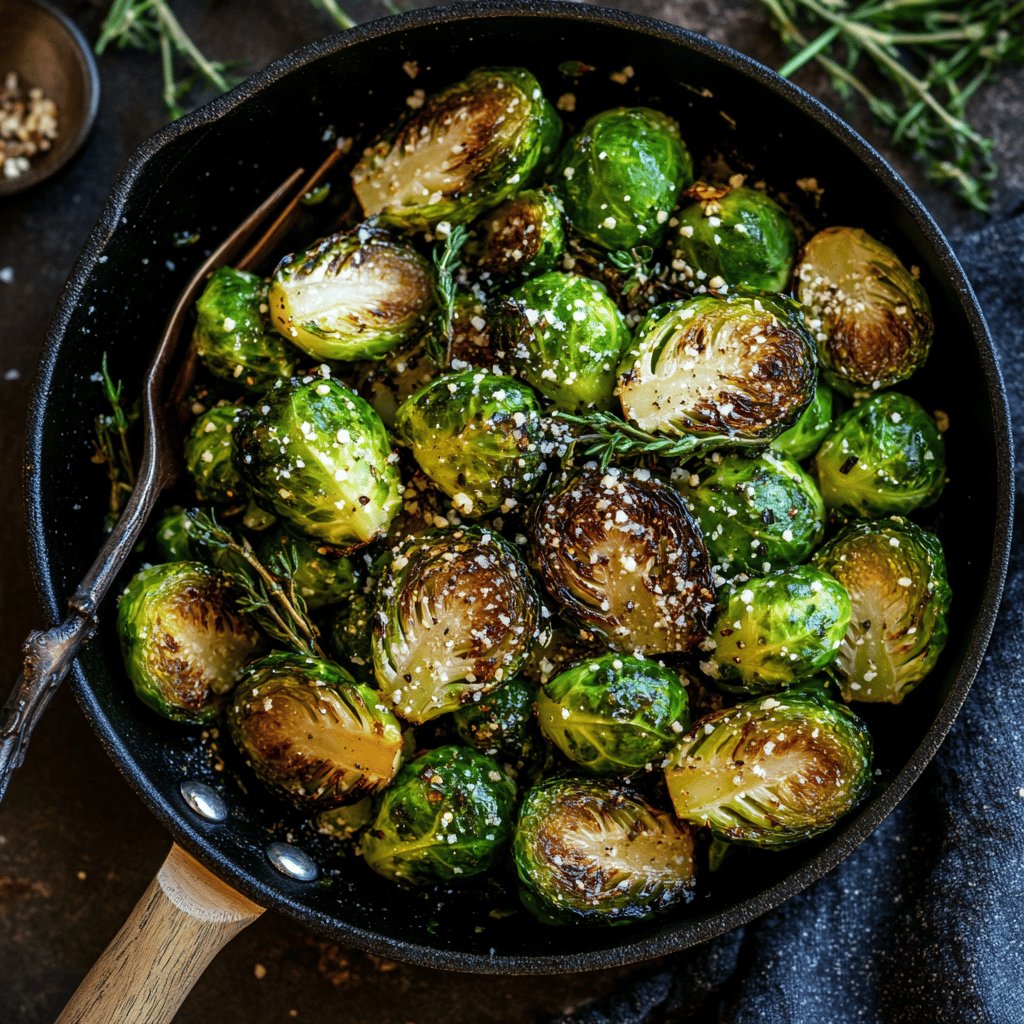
<box><xmin>0</xmin><ymin>2</ymin><xmax>1021</xmax><ymax>1022</ymax></box>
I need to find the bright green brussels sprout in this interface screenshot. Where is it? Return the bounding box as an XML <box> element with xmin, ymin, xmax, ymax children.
<box><xmin>678</xmin><ymin>450</ymin><xmax>825</xmax><ymax>576</ymax></box>
<box><xmin>269</xmin><ymin>226</ymin><xmax>434</xmax><ymax>362</ymax></box>
<box><xmin>352</xmin><ymin>67</ymin><xmax>558</xmax><ymax>229</ymax></box>
<box><xmin>795</xmin><ymin>226</ymin><xmax>933</xmax><ymax>394</ymax></box>
<box><xmin>513</xmin><ymin>777</ymin><xmax>696</xmax><ymax>925</ymax></box>
<box><xmin>193</xmin><ymin>266</ymin><xmax>297</xmax><ymax>391</ymax></box>
<box><xmin>490</xmin><ymin>271</ymin><xmax>632</xmax><ymax>411</ymax></box>
<box><xmin>814</xmin><ymin>517</ymin><xmax>951</xmax><ymax>704</ymax></box>
<box><xmin>665</xmin><ymin>688</ymin><xmax>872</xmax><ymax>846</ymax></box>
<box><xmin>257</xmin><ymin>527</ymin><xmax>360</xmax><ymax>610</ymax></box>
<box><xmin>533</xmin><ymin>468</ymin><xmax>715</xmax><ymax>655</ymax></box>
<box><xmin>228</xmin><ymin>652</ymin><xmax>404</xmax><ymax>809</ymax></box>
<box><xmin>706</xmin><ymin>566</ymin><xmax>851</xmax><ymax>694</ymax></box>
<box><xmin>394</xmin><ymin>370</ymin><xmax>546</xmax><ymax>517</ymax></box>
<box><xmin>372</xmin><ymin>526</ymin><xmax>542</xmax><ymax>723</ymax></box>
<box><xmin>556</xmin><ymin>107</ymin><xmax>693</xmax><ymax>251</ymax></box>
<box><xmin>771</xmin><ymin>382</ymin><xmax>834</xmax><ymax>461</ymax></box>
<box><xmin>617</xmin><ymin>292</ymin><xmax>816</xmax><ymax>443</ymax></box>
<box><xmin>235</xmin><ymin>375</ymin><xmax>401</xmax><ymax>548</ymax></box>
<box><xmin>672</xmin><ymin>184</ymin><xmax>797</xmax><ymax>293</ymax></box>
<box><xmin>328</xmin><ymin>590</ymin><xmax>374</xmax><ymax>670</ymax></box>
<box><xmin>362</xmin><ymin>745</ymin><xmax>516</xmax><ymax>885</ymax></box>
<box><xmin>315</xmin><ymin>797</ymin><xmax>373</xmax><ymax>842</ymax></box>
<box><xmin>154</xmin><ymin>507</ymin><xmax>192</xmax><ymax>562</ymax></box>
<box><xmin>184</xmin><ymin>405</ymin><xmax>245</xmax><ymax>505</ymax></box>
<box><xmin>814</xmin><ymin>392</ymin><xmax>945</xmax><ymax>517</ymax></box>
<box><xmin>117</xmin><ymin>562</ymin><xmax>263</xmax><ymax>724</ymax></box>
<box><xmin>536</xmin><ymin>653</ymin><xmax>688</xmax><ymax>775</ymax></box>
<box><xmin>475</xmin><ymin>188</ymin><xmax>566</xmax><ymax>280</ymax></box>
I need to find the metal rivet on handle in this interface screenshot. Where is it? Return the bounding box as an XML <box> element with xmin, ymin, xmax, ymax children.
<box><xmin>180</xmin><ymin>780</ymin><xmax>228</xmax><ymax>823</ymax></box>
<box><xmin>266</xmin><ymin>841</ymin><xmax>317</xmax><ymax>882</ymax></box>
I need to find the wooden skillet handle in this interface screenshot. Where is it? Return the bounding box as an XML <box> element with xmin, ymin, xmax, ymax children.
<box><xmin>56</xmin><ymin>844</ymin><xmax>264</xmax><ymax>1024</ymax></box>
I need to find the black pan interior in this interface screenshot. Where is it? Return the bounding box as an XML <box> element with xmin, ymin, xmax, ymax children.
<box><xmin>25</xmin><ymin>0</ymin><xmax>1013</xmax><ymax>974</ymax></box>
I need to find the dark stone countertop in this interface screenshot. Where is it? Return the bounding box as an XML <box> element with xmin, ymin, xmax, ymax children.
<box><xmin>0</xmin><ymin>1</ymin><xmax>1020</xmax><ymax>1021</ymax></box>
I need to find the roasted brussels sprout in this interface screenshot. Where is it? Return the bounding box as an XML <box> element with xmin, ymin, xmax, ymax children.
<box><xmin>356</xmin><ymin>337</ymin><xmax>438</xmax><ymax>431</ymax></box>
<box><xmin>814</xmin><ymin>517</ymin><xmax>951</xmax><ymax>703</ymax></box>
<box><xmin>771</xmin><ymin>382</ymin><xmax>834</xmax><ymax>461</ymax></box>
<box><xmin>183</xmin><ymin>404</ymin><xmax>246</xmax><ymax>505</ymax></box>
<box><xmin>795</xmin><ymin>226</ymin><xmax>933</xmax><ymax>394</ymax></box>
<box><xmin>617</xmin><ymin>292</ymin><xmax>816</xmax><ymax>443</ymax></box>
<box><xmin>228</xmin><ymin>653</ymin><xmax>404</xmax><ymax>808</ymax></box>
<box><xmin>490</xmin><ymin>271</ymin><xmax>631</xmax><ymax>411</ymax></box>
<box><xmin>372</xmin><ymin>526</ymin><xmax>542</xmax><ymax>723</ymax></box>
<box><xmin>521</xmin><ymin>625</ymin><xmax>606</xmax><ymax>686</ymax></box>
<box><xmin>678</xmin><ymin>450</ymin><xmax>825</xmax><ymax>576</ymax></box>
<box><xmin>536</xmin><ymin>653</ymin><xmax>688</xmax><ymax>775</ymax></box>
<box><xmin>556</xmin><ymin>107</ymin><xmax>693</xmax><ymax>251</ymax></box>
<box><xmin>235</xmin><ymin>375</ymin><xmax>401</xmax><ymax>548</ymax></box>
<box><xmin>706</xmin><ymin>566</ymin><xmax>851</xmax><ymax>693</ymax></box>
<box><xmin>533</xmin><ymin>468</ymin><xmax>715</xmax><ymax>655</ymax></box>
<box><xmin>665</xmin><ymin>688</ymin><xmax>872</xmax><ymax>846</ymax></box>
<box><xmin>672</xmin><ymin>184</ymin><xmax>797</xmax><ymax>293</ymax></box>
<box><xmin>257</xmin><ymin>527</ymin><xmax>360</xmax><ymax>610</ymax></box>
<box><xmin>117</xmin><ymin>562</ymin><xmax>263</xmax><ymax>723</ymax></box>
<box><xmin>154</xmin><ymin>507</ymin><xmax>193</xmax><ymax>562</ymax></box>
<box><xmin>328</xmin><ymin>590</ymin><xmax>374</xmax><ymax>669</ymax></box>
<box><xmin>269</xmin><ymin>226</ymin><xmax>434</xmax><ymax>362</ymax></box>
<box><xmin>352</xmin><ymin>67</ymin><xmax>559</xmax><ymax>229</ymax></box>
<box><xmin>475</xmin><ymin>188</ymin><xmax>566</xmax><ymax>280</ymax></box>
<box><xmin>193</xmin><ymin>266</ymin><xmax>297</xmax><ymax>391</ymax></box>
<box><xmin>513</xmin><ymin>777</ymin><xmax>696</xmax><ymax>925</ymax></box>
<box><xmin>814</xmin><ymin>392</ymin><xmax>945</xmax><ymax>517</ymax></box>
<box><xmin>362</xmin><ymin>745</ymin><xmax>516</xmax><ymax>884</ymax></box>
<box><xmin>394</xmin><ymin>370</ymin><xmax>546</xmax><ymax>517</ymax></box>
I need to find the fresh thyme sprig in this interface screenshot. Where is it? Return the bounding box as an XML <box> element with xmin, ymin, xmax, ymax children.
<box><xmin>185</xmin><ymin>509</ymin><xmax>326</xmax><ymax>659</ymax></box>
<box><xmin>427</xmin><ymin>224</ymin><xmax>470</xmax><ymax>368</ymax></box>
<box><xmin>308</xmin><ymin>0</ymin><xmax>356</xmax><ymax>30</ymax></box>
<box><xmin>91</xmin><ymin>352</ymin><xmax>139</xmax><ymax>531</ymax></box>
<box><xmin>553</xmin><ymin>410</ymin><xmax>705</xmax><ymax>472</ymax></box>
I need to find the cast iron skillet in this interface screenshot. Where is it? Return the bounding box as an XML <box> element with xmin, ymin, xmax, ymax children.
<box><xmin>25</xmin><ymin>0</ymin><xmax>1013</xmax><ymax>978</ymax></box>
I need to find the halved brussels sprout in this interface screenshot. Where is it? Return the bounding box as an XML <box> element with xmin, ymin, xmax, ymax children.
<box><xmin>193</xmin><ymin>266</ymin><xmax>297</xmax><ymax>391</ymax></box>
<box><xmin>228</xmin><ymin>652</ymin><xmax>404</xmax><ymax>809</ymax></box>
<box><xmin>556</xmin><ymin>107</ymin><xmax>693</xmax><ymax>251</ymax></box>
<box><xmin>706</xmin><ymin>566</ymin><xmax>851</xmax><ymax>694</ymax></box>
<box><xmin>617</xmin><ymin>292</ymin><xmax>816</xmax><ymax>443</ymax></box>
<box><xmin>328</xmin><ymin>590</ymin><xmax>373</xmax><ymax>670</ymax></box>
<box><xmin>269</xmin><ymin>225</ymin><xmax>434</xmax><ymax>362</ymax></box>
<box><xmin>235</xmin><ymin>375</ymin><xmax>401</xmax><ymax>549</ymax></box>
<box><xmin>362</xmin><ymin>745</ymin><xmax>516</xmax><ymax>885</ymax></box>
<box><xmin>665</xmin><ymin>688</ymin><xmax>872</xmax><ymax>846</ymax></box>
<box><xmin>490</xmin><ymin>271</ymin><xmax>632</xmax><ymax>412</ymax></box>
<box><xmin>814</xmin><ymin>392</ymin><xmax>945</xmax><ymax>517</ymax></box>
<box><xmin>536</xmin><ymin>653</ymin><xmax>688</xmax><ymax>775</ymax></box>
<box><xmin>393</xmin><ymin>370</ymin><xmax>546</xmax><ymax>517</ymax></box>
<box><xmin>672</xmin><ymin>184</ymin><xmax>797</xmax><ymax>293</ymax></box>
<box><xmin>257</xmin><ymin>527</ymin><xmax>360</xmax><ymax>610</ymax></box>
<box><xmin>475</xmin><ymin>188</ymin><xmax>566</xmax><ymax>280</ymax></box>
<box><xmin>184</xmin><ymin>404</ymin><xmax>245</xmax><ymax>505</ymax></box>
<box><xmin>372</xmin><ymin>526</ymin><xmax>542</xmax><ymax>723</ymax></box>
<box><xmin>814</xmin><ymin>517</ymin><xmax>951</xmax><ymax>703</ymax></box>
<box><xmin>679</xmin><ymin>450</ymin><xmax>825</xmax><ymax>576</ymax></box>
<box><xmin>352</xmin><ymin>67</ymin><xmax>559</xmax><ymax>229</ymax></box>
<box><xmin>771</xmin><ymin>382</ymin><xmax>834</xmax><ymax>461</ymax></box>
<box><xmin>532</xmin><ymin>468</ymin><xmax>715</xmax><ymax>655</ymax></box>
<box><xmin>513</xmin><ymin>777</ymin><xmax>696</xmax><ymax>925</ymax></box>
<box><xmin>795</xmin><ymin>226</ymin><xmax>933</xmax><ymax>394</ymax></box>
<box><xmin>117</xmin><ymin>562</ymin><xmax>263</xmax><ymax>724</ymax></box>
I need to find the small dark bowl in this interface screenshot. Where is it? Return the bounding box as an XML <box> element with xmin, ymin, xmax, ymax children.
<box><xmin>0</xmin><ymin>0</ymin><xmax>99</xmax><ymax>197</ymax></box>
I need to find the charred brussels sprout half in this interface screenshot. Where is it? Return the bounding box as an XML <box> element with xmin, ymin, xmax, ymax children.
<box><xmin>536</xmin><ymin>653</ymin><xmax>688</xmax><ymax>775</ymax></box>
<box><xmin>475</xmin><ymin>188</ymin><xmax>566</xmax><ymax>280</ymax></box>
<box><xmin>117</xmin><ymin>562</ymin><xmax>263</xmax><ymax>724</ymax></box>
<box><xmin>618</xmin><ymin>292</ymin><xmax>816</xmax><ymax>443</ymax></box>
<box><xmin>228</xmin><ymin>653</ymin><xmax>403</xmax><ymax>809</ymax></box>
<box><xmin>235</xmin><ymin>376</ymin><xmax>400</xmax><ymax>548</ymax></box>
<box><xmin>679</xmin><ymin>451</ymin><xmax>825</xmax><ymax>576</ymax></box>
<box><xmin>672</xmin><ymin>184</ymin><xmax>797</xmax><ymax>293</ymax></box>
<box><xmin>193</xmin><ymin>266</ymin><xmax>296</xmax><ymax>391</ymax></box>
<box><xmin>394</xmin><ymin>370</ymin><xmax>546</xmax><ymax>517</ymax></box>
<box><xmin>707</xmin><ymin>566</ymin><xmax>851</xmax><ymax>693</ymax></box>
<box><xmin>362</xmin><ymin>745</ymin><xmax>516</xmax><ymax>885</ymax></box>
<box><xmin>513</xmin><ymin>778</ymin><xmax>696</xmax><ymax>925</ymax></box>
<box><xmin>352</xmin><ymin>67</ymin><xmax>559</xmax><ymax>229</ymax></box>
<box><xmin>665</xmin><ymin>688</ymin><xmax>872</xmax><ymax>846</ymax></box>
<box><xmin>533</xmin><ymin>468</ymin><xmax>715</xmax><ymax>655</ymax></box>
<box><xmin>771</xmin><ymin>382</ymin><xmax>834</xmax><ymax>461</ymax></box>
<box><xmin>491</xmin><ymin>271</ymin><xmax>631</xmax><ymax>411</ymax></box>
<box><xmin>796</xmin><ymin>226</ymin><xmax>933</xmax><ymax>394</ymax></box>
<box><xmin>257</xmin><ymin>527</ymin><xmax>360</xmax><ymax>610</ymax></box>
<box><xmin>556</xmin><ymin>107</ymin><xmax>693</xmax><ymax>251</ymax></box>
<box><xmin>269</xmin><ymin>226</ymin><xmax>434</xmax><ymax>362</ymax></box>
<box><xmin>814</xmin><ymin>392</ymin><xmax>944</xmax><ymax>517</ymax></box>
<box><xmin>814</xmin><ymin>517</ymin><xmax>950</xmax><ymax>704</ymax></box>
<box><xmin>184</xmin><ymin>405</ymin><xmax>246</xmax><ymax>505</ymax></box>
<box><xmin>328</xmin><ymin>590</ymin><xmax>374</xmax><ymax>670</ymax></box>
<box><xmin>372</xmin><ymin>526</ymin><xmax>542</xmax><ymax>723</ymax></box>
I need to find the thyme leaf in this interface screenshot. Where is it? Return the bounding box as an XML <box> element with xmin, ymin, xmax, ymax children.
<box><xmin>91</xmin><ymin>352</ymin><xmax>139</xmax><ymax>531</ymax></box>
<box><xmin>427</xmin><ymin>223</ymin><xmax>470</xmax><ymax>369</ymax></box>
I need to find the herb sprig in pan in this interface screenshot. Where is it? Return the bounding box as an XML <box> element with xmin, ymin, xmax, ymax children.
<box><xmin>91</xmin><ymin>352</ymin><xmax>139</xmax><ymax>531</ymax></box>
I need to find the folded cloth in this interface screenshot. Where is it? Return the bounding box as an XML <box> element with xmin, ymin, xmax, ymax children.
<box><xmin>553</xmin><ymin>207</ymin><xmax>1024</xmax><ymax>1024</ymax></box>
